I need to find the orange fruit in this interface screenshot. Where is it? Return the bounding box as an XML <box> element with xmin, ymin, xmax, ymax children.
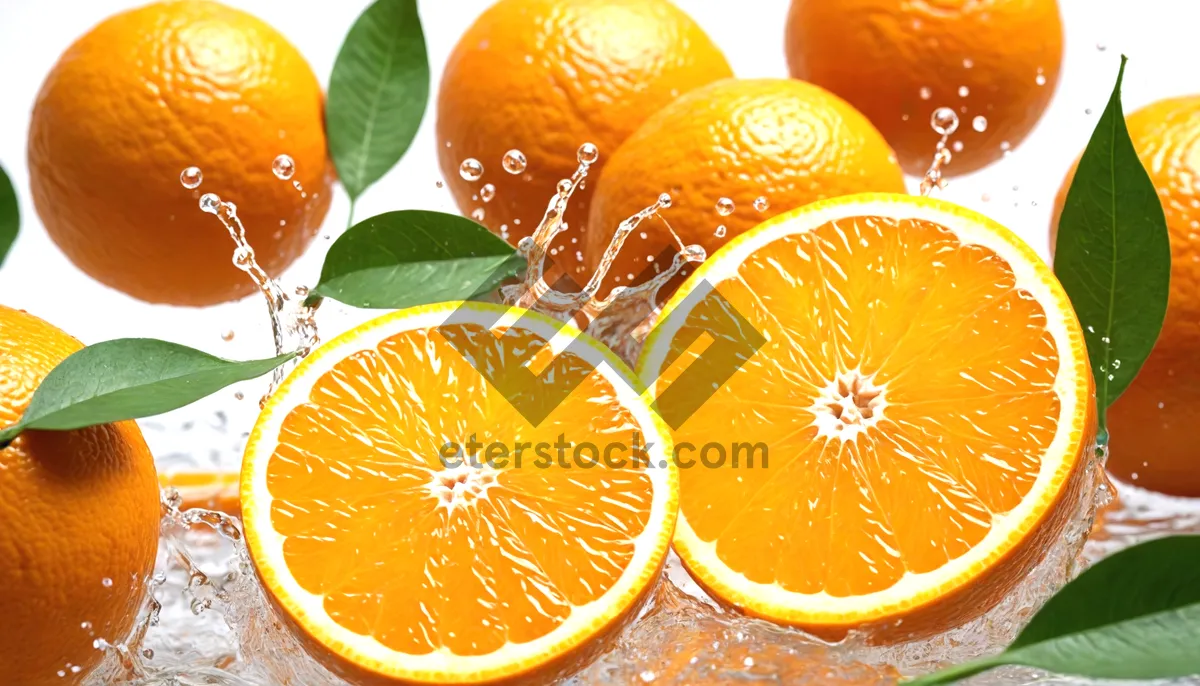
<box><xmin>28</xmin><ymin>0</ymin><xmax>334</xmax><ymax>306</ymax></box>
<box><xmin>585</xmin><ymin>78</ymin><xmax>905</xmax><ymax>291</ymax></box>
<box><xmin>241</xmin><ymin>302</ymin><xmax>677</xmax><ymax>683</ymax></box>
<box><xmin>437</xmin><ymin>0</ymin><xmax>731</xmax><ymax>248</ymax></box>
<box><xmin>0</xmin><ymin>305</ymin><xmax>160</xmax><ymax>685</ymax></box>
<box><xmin>1052</xmin><ymin>97</ymin><xmax>1200</xmax><ymax>497</ymax></box>
<box><xmin>638</xmin><ymin>194</ymin><xmax>1094</xmax><ymax>639</ymax></box>
<box><xmin>785</xmin><ymin>0</ymin><xmax>1063</xmax><ymax>175</ymax></box>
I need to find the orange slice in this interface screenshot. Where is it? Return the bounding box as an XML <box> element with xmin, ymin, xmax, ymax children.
<box><xmin>160</xmin><ymin>470</ymin><xmax>240</xmax><ymax>514</ymax></box>
<box><xmin>637</xmin><ymin>193</ymin><xmax>1095</xmax><ymax>640</ymax></box>
<box><xmin>242</xmin><ymin>302</ymin><xmax>676</xmax><ymax>684</ymax></box>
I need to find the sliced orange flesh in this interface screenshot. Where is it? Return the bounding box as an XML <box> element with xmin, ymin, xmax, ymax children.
<box><xmin>242</xmin><ymin>302</ymin><xmax>676</xmax><ymax>684</ymax></box>
<box><xmin>638</xmin><ymin>193</ymin><xmax>1092</xmax><ymax>635</ymax></box>
<box><xmin>160</xmin><ymin>470</ymin><xmax>240</xmax><ymax>514</ymax></box>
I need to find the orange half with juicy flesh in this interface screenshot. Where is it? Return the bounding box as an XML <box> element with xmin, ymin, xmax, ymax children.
<box><xmin>242</xmin><ymin>302</ymin><xmax>677</xmax><ymax>684</ymax></box>
<box><xmin>637</xmin><ymin>193</ymin><xmax>1095</xmax><ymax>640</ymax></box>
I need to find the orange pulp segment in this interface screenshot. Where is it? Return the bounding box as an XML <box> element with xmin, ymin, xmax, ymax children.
<box><xmin>160</xmin><ymin>470</ymin><xmax>241</xmax><ymax>514</ymax></box>
<box><xmin>637</xmin><ymin>193</ymin><xmax>1094</xmax><ymax>639</ymax></box>
<box><xmin>242</xmin><ymin>302</ymin><xmax>676</xmax><ymax>683</ymax></box>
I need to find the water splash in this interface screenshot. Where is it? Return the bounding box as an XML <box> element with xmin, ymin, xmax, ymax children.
<box><xmin>91</xmin><ymin>438</ymin><xmax>1123</xmax><ymax>685</ymax></box>
<box><xmin>188</xmin><ymin>164</ymin><xmax>320</xmax><ymax>400</ymax></box>
<box><xmin>499</xmin><ymin>143</ymin><xmax>705</xmax><ymax>362</ymax></box>
<box><xmin>920</xmin><ymin>107</ymin><xmax>959</xmax><ymax>196</ymax></box>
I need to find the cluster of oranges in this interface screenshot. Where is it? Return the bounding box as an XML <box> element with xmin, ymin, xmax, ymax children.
<box><xmin>2</xmin><ymin>0</ymin><xmax>1200</xmax><ymax>685</ymax></box>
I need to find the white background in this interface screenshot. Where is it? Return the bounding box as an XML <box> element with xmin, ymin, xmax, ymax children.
<box><xmin>0</xmin><ymin>0</ymin><xmax>1188</xmax><ymax>357</ymax></box>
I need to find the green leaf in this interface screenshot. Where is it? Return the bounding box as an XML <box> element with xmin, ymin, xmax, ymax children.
<box><xmin>0</xmin><ymin>339</ymin><xmax>294</xmax><ymax>446</ymax></box>
<box><xmin>0</xmin><ymin>163</ymin><xmax>18</xmax><ymax>267</ymax></box>
<box><xmin>1053</xmin><ymin>55</ymin><xmax>1170</xmax><ymax>433</ymax></box>
<box><xmin>310</xmin><ymin>210</ymin><xmax>525</xmax><ymax>309</ymax></box>
<box><xmin>326</xmin><ymin>0</ymin><xmax>430</xmax><ymax>200</ymax></box>
<box><xmin>905</xmin><ymin>536</ymin><xmax>1200</xmax><ymax>685</ymax></box>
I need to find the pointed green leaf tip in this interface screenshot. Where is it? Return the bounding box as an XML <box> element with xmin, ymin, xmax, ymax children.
<box><xmin>0</xmin><ymin>163</ymin><xmax>18</xmax><ymax>267</ymax></box>
<box><xmin>1053</xmin><ymin>55</ymin><xmax>1171</xmax><ymax>434</ymax></box>
<box><xmin>905</xmin><ymin>536</ymin><xmax>1200</xmax><ymax>685</ymax></box>
<box><xmin>327</xmin><ymin>0</ymin><xmax>430</xmax><ymax>201</ymax></box>
<box><xmin>311</xmin><ymin>210</ymin><xmax>525</xmax><ymax>309</ymax></box>
<box><xmin>0</xmin><ymin>339</ymin><xmax>294</xmax><ymax>447</ymax></box>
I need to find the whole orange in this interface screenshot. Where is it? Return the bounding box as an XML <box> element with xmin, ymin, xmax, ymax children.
<box><xmin>0</xmin><ymin>305</ymin><xmax>161</xmax><ymax>685</ymax></box>
<box><xmin>1052</xmin><ymin>97</ymin><xmax>1200</xmax><ymax>497</ymax></box>
<box><xmin>585</xmin><ymin>78</ymin><xmax>905</xmax><ymax>289</ymax></box>
<box><xmin>28</xmin><ymin>0</ymin><xmax>334</xmax><ymax>306</ymax></box>
<box><xmin>785</xmin><ymin>0</ymin><xmax>1063</xmax><ymax>176</ymax></box>
<box><xmin>437</xmin><ymin>0</ymin><xmax>732</xmax><ymax>248</ymax></box>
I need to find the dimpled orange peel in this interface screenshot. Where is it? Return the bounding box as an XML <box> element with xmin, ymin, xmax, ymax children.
<box><xmin>28</xmin><ymin>0</ymin><xmax>334</xmax><ymax>306</ymax></box>
<box><xmin>437</xmin><ymin>0</ymin><xmax>732</xmax><ymax>248</ymax></box>
<box><xmin>786</xmin><ymin>0</ymin><xmax>1063</xmax><ymax>175</ymax></box>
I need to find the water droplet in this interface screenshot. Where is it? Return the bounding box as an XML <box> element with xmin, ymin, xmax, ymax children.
<box><xmin>919</xmin><ymin>87</ymin><xmax>932</xmax><ymax>100</ymax></box>
<box><xmin>199</xmin><ymin>193</ymin><xmax>221</xmax><ymax>214</ymax></box>
<box><xmin>1096</xmin><ymin>43</ymin><xmax>1107</xmax><ymax>52</ymax></box>
<box><xmin>233</xmin><ymin>247</ymin><xmax>253</xmax><ymax>269</ymax></box>
<box><xmin>715</xmin><ymin>197</ymin><xmax>735</xmax><ymax>216</ymax></box>
<box><xmin>657</xmin><ymin>192</ymin><xmax>672</xmax><ymax>209</ymax></box>
<box><xmin>981</xmin><ymin>192</ymin><xmax>991</xmax><ymax>202</ymax></box>
<box><xmin>459</xmin><ymin>158</ymin><xmax>484</xmax><ymax>181</ymax></box>
<box><xmin>753</xmin><ymin>196</ymin><xmax>769</xmax><ymax>212</ymax></box>
<box><xmin>101</xmin><ymin>578</ymin><xmax>113</xmax><ymax>588</ymax></box>
<box><xmin>1085</xmin><ymin>108</ymin><xmax>1093</xmax><ymax>115</ymax></box>
<box><xmin>480</xmin><ymin>183</ymin><xmax>496</xmax><ymax>202</ymax></box>
<box><xmin>931</xmin><ymin>107</ymin><xmax>960</xmax><ymax>136</ymax></box>
<box><xmin>577</xmin><ymin>142</ymin><xmax>599</xmax><ymax>164</ymax></box>
<box><xmin>972</xmin><ymin>116</ymin><xmax>988</xmax><ymax>132</ymax></box>
<box><xmin>80</xmin><ymin>622</ymin><xmax>92</xmax><ymax>631</ymax></box>
<box><xmin>951</xmin><ymin>140</ymin><xmax>964</xmax><ymax>152</ymax></box>
<box><xmin>435</xmin><ymin>180</ymin><xmax>445</xmax><ymax>189</ymax></box>
<box><xmin>142</xmin><ymin>648</ymin><xmax>154</xmax><ymax>659</ymax></box>
<box><xmin>1000</xmin><ymin>141</ymin><xmax>1012</xmax><ymax>151</ymax></box>
<box><xmin>179</xmin><ymin>166</ymin><xmax>202</xmax><ymax>189</ymax></box>
<box><xmin>1035</xmin><ymin>73</ymin><xmax>1047</xmax><ymax>86</ymax></box>
<box><xmin>962</xmin><ymin>58</ymin><xmax>974</xmax><ymax>69</ymax></box>
<box><xmin>501</xmin><ymin>149</ymin><xmax>527</xmax><ymax>175</ymax></box>
<box><xmin>714</xmin><ymin>224</ymin><xmax>727</xmax><ymax>238</ymax></box>
<box><xmin>272</xmin><ymin>154</ymin><xmax>296</xmax><ymax>180</ymax></box>
<box><xmin>234</xmin><ymin>391</ymin><xmax>244</xmax><ymax>401</ymax></box>
<box><xmin>70</xmin><ymin>665</ymin><xmax>82</xmax><ymax>674</ymax></box>
<box><xmin>958</xmin><ymin>85</ymin><xmax>970</xmax><ymax>97</ymax></box>
<box><xmin>221</xmin><ymin>330</ymin><xmax>235</xmax><ymax>342</ymax></box>
<box><xmin>640</xmin><ymin>671</ymin><xmax>657</xmax><ymax>683</ymax></box>
<box><xmin>471</xmin><ymin>207</ymin><xmax>486</xmax><ymax>221</ymax></box>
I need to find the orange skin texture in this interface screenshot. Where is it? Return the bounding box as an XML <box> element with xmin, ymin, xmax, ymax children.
<box><xmin>437</xmin><ymin>0</ymin><xmax>732</xmax><ymax>248</ymax></box>
<box><xmin>0</xmin><ymin>305</ymin><xmax>160</xmax><ymax>685</ymax></box>
<box><xmin>28</xmin><ymin>0</ymin><xmax>334</xmax><ymax>306</ymax></box>
<box><xmin>585</xmin><ymin>78</ymin><xmax>905</xmax><ymax>291</ymax></box>
<box><xmin>1053</xmin><ymin>97</ymin><xmax>1200</xmax><ymax>497</ymax></box>
<box><xmin>785</xmin><ymin>0</ymin><xmax>1063</xmax><ymax>176</ymax></box>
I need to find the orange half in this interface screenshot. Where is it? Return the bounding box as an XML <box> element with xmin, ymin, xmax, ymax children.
<box><xmin>242</xmin><ymin>302</ymin><xmax>676</xmax><ymax>684</ymax></box>
<box><xmin>637</xmin><ymin>193</ymin><xmax>1094</xmax><ymax>639</ymax></box>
